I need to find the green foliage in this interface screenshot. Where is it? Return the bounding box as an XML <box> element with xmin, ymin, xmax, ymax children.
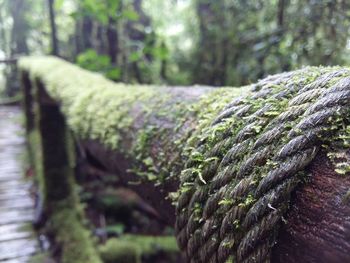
<box><xmin>3</xmin><ymin>0</ymin><xmax>350</xmax><ymax>87</ymax></box>
<box><xmin>54</xmin><ymin>0</ymin><xmax>64</xmax><ymax>10</ymax></box>
<box><xmin>78</xmin><ymin>0</ymin><xmax>121</xmax><ymax>24</ymax></box>
<box><xmin>50</xmin><ymin>198</ymin><xmax>102</xmax><ymax>263</ymax></box>
<box><xmin>76</xmin><ymin>49</ymin><xmax>121</xmax><ymax>80</ymax></box>
<box><xmin>122</xmin><ymin>9</ymin><xmax>139</xmax><ymax>21</ymax></box>
<box><xmin>77</xmin><ymin>49</ymin><xmax>110</xmax><ymax>70</ymax></box>
<box><xmin>188</xmin><ymin>0</ymin><xmax>350</xmax><ymax>86</ymax></box>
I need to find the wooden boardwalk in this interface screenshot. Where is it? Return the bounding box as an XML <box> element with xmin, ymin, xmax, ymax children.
<box><xmin>0</xmin><ymin>106</ymin><xmax>39</xmax><ymax>263</ymax></box>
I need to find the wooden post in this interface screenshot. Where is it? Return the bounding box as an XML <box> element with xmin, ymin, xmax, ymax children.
<box><xmin>21</xmin><ymin>71</ymin><xmax>34</xmax><ymax>134</ymax></box>
<box><xmin>34</xmin><ymin>79</ymin><xmax>73</xmax><ymax>204</ymax></box>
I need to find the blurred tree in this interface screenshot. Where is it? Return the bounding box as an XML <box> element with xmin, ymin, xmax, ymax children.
<box><xmin>48</xmin><ymin>0</ymin><xmax>59</xmax><ymax>56</ymax></box>
<box><xmin>73</xmin><ymin>0</ymin><xmax>162</xmax><ymax>84</ymax></box>
<box><xmin>192</xmin><ymin>0</ymin><xmax>228</xmax><ymax>86</ymax></box>
<box><xmin>8</xmin><ymin>0</ymin><xmax>29</xmax><ymax>56</ymax></box>
<box><xmin>185</xmin><ymin>0</ymin><xmax>350</xmax><ymax>86</ymax></box>
<box><xmin>4</xmin><ymin>0</ymin><xmax>29</xmax><ymax>95</ymax></box>
<box><xmin>1</xmin><ymin>0</ymin><xmax>350</xmax><ymax>90</ymax></box>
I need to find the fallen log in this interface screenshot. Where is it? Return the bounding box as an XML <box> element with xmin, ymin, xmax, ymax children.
<box><xmin>19</xmin><ymin>56</ymin><xmax>350</xmax><ymax>263</ymax></box>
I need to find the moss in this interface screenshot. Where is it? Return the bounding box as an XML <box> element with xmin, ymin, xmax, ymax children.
<box><xmin>99</xmin><ymin>240</ymin><xmax>141</xmax><ymax>263</ymax></box>
<box><xmin>176</xmin><ymin>66</ymin><xmax>350</xmax><ymax>203</ymax></box>
<box><xmin>27</xmin><ymin>131</ymin><xmax>100</xmax><ymax>263</ymax></box>
<box><xmin>20</xmin><ymin>57</ymin><xmax>350</xmax><ymax>194</ymax></box>
<box><xmin>50</xmin><ymin>198</ymin><xmax>102</xmax><ymax>263</ymax></box>
<box><xmin>29</xmin><ymin>126</ymin><xmax>101</xmax><ymax>263</ymax></box>
<box><xmin>225</xmin><ymin>256</ymin><xmax>235</xmax><ymax>263</ymax></box>
<box><xmin>27</xmin><ymin>130</ymin><xmax>45</xmax><ymax>202</ymax></box>
<box><xmin>342</xmin><ymin>189</ymin><xmax>350</xmax><ymax>204</ymax></box>
<box><xmin>98</xmin><ymin>235</ymin><xmax>179</xmax><ymax>263</ymax></box>
<box><xmin>28</xmin><ymin>253</ymin><xmax>51</xmax><ymax>263</ymax></box>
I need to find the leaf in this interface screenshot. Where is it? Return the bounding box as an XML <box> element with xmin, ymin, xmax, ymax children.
<box><xmin>54</xmin><ymin>0</ymin><xmax>64</xmax><ymax>10</ymax></box>
<box><xmin>218</xmin><ymin>198</ymin><xmax>234</xmax><ymax>206</ymax></box>
<box><xmin>190</xmin><ymin>151</ymin><xmax>204</xmax><ymax>162</ymax></box>
<box><xmin>122</xmin><ymin>9</ymin><xmax>139</xmax><ymax>21</ymax></box>
<box><xmin>151</xmin><ymin>45</ymin><xmax>169</xmax><ymax>60</ymax></box>
<box><xmin>143</xmin><ymin>157</ymin><xmax>154</xmax><ymax>167</ymax></box>
<box><xmin>96</xmin><ymin>12</ymin><xmax>109</xmax><ymax>25</ymax></box>
<box><xmin>129</xmin><ymin>51</ymin><xmax>141</xmax><ymax>62</ymax></box>
<box><xmin>195</xmin><ymin>170</ymin><xmax>207</xmax><ymax>185</ymax></box>
<box><xmin>105</xmin><ymin>68</ymin><xmax>121</xmax><ymax>80</ymax></box>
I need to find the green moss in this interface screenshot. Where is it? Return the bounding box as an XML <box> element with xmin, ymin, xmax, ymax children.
<box><xmin>19</xmin><ymin>56</ymin><xmax>246</xmax><ymax>188</ymax></box>
<box><xmin>99</xmin><ymin>239</ymin><xmax>141</xmax><ymax>263</ymax></box>
<box><xmin>178</xmin><ymin>66</ymin><xmax>350</xmax><ymax>195</ymax></box>
<box><xmin>98</xmin><ymin>235</ymin><xmax>179</xmax><ymax>263</ymax></box>
<box><xmin>50</xmin><ymin>198</ymin><xmax>102</xmax><ymax>263</ymax></box>
<box><xmin>28</xmin><ymin>253</ymin><xmax>51</xmax><ymax>263</ymax></box>
<box><xmin>20</xmin><ymin>57</ymin><xmax>350</xmax><ymax>200</ymax></box>
<box><xmin>27</xmin><ymin>130</ymin><xmax>45</xmax><ymax>201</ymax></box>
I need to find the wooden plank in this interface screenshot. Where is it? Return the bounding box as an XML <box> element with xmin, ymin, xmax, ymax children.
<box><xmin>0</xmin><ymin>223</ymin><xmax>33</xmax><ymax>243</ymax></box>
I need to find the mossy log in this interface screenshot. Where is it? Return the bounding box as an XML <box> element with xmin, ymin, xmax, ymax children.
<box><xmin>19</xmin><ymin>56</ymin><xmax>350</xmax><ymax>263</ymax></box>
<box><xmin>99</xmin><ymin>235</ymin><xmax>179</xmax><ymax>263</ymax></box>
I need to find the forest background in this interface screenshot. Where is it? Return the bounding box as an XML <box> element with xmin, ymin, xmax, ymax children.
<box><xmin>1</xmin><ymin>0</ymin><xmax>350</xmax><ymax>95</ymax></box>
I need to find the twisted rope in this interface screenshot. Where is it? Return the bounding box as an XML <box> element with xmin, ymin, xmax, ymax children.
<box><xmin>175</xmin><ymin>67</ymin><xmax>350</xmax><ymax>263</ymax></box>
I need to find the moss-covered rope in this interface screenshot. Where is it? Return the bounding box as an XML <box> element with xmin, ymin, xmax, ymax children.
<box><xmin>175</xmin><ymin>68</ymin><xmax>350</xmax><ymax>263</ymax></box>
<box><xmin>19</xmin><ymin>56</ymin><xmax>350</xmax><ymax>263</ymax></box>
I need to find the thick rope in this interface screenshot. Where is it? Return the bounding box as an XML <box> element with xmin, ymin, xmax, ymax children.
<box><xmin>175</xmin><ymin>67</ymin><xmax>350</xmax><ymax>263</ymax></box>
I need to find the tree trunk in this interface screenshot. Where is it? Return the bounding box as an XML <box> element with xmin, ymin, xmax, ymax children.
<box><xmin>107</xmin><ymin>18</ymin><xmax>118</xmax><ymax>64</ymax></box>
<box><xmin>277</xmin><ymin>0</ymin><xmax>286</xmax><ymax>28</ymax></box>
<box><xmin>5</xmin><ymin>0</ymin><xmax>28</xmax><ymax>96</ymax></box>
<box><xmin>48</xmin><ymin>0</ymin><xmax>59</xmax><ymax>56</ymax></box>
<box><xmin>9</xmin><ymin>0</ymin><xmax>28</xmax><ymax>55</ymax></box>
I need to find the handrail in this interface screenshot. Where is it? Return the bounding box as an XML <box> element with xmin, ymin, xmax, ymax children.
<box><xmin>0</xmin><ymin>57</ymin><xmax>17</xmax><ymax>64</ymax></box>
<box><xmin>19</xmin><ymin>56</ymin><xmax>350</xmax><ymax>263</ymax></box>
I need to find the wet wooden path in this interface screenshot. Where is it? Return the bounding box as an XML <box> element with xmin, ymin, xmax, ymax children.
<box><xmin>0</xmin><ymin>106</ymin><xmax>39</xmax><ymax>263</ymax></box>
